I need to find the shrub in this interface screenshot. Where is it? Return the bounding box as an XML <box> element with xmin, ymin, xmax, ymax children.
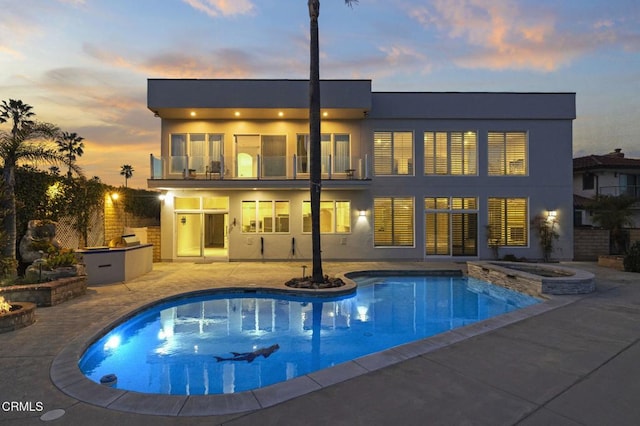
<box><xmin>45</xmin><ymin>247</ymin><xmax>77</xmax><ymax>270</ymax></box>
<box><xmin>623</xmin><ymin>241</ymin><xmax>640</xmax><ymax>273</ymax></box>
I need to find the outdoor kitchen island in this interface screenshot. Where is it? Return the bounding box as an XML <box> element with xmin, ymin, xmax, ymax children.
<box><xmin>78</xmin><ymin>242</ymin><xmax>153</xmax><ymax>285</ymax></box>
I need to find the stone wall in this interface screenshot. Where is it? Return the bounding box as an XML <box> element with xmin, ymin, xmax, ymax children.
<box><xmin>103</xmin><ymin>194</ymin><xmax>161</xmax><ymax>261</ymax></box>
<box><xmin>0</xmin><ymin>302</ymin><xmax>36</xmax><ymax>333</ymax></box>
<box><xmin>573</xmin><ymin>228</ymin><xmax>610</xmax><ymax>261</ymax></box>
<box><xmin>104</xmin><ymin>194</ymin><xmax>159</xmax><ymax>244</ymax></box>
<box><xmin>0</xmin><ymin>276</ymin><xmax>87</xmax><ymax>307</ymax></box>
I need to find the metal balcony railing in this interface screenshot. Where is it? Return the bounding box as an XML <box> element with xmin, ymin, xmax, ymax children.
<box><xmin>598</xmin><ymin>185</ymin><xmax>640</xmax><ymax>198</ymax></box>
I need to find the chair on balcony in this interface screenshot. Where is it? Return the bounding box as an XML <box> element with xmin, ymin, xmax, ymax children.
<box><xmin>206</xmin><ymin>161</ymin><xmax>222</xmax><ymax>180</ymax></box>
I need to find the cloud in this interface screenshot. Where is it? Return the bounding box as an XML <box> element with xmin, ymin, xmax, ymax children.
<box><xmin>405</xmin><ymin>0</ymin><xmax>635</xmax><ymax>72</ymax></box>
<box><xmin>83</xmin><ymin>41</ymin><xmax>300</xmax><ymax>80</ymax></box>
<box><xmin>182</xmin><ymin>0</ymin><xmax>255</xmax><ymax>18</ymax></box>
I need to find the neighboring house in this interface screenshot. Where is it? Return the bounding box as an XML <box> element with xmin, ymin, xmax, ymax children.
<box><xmin>147</xmin><ymin>79</ymin><xmax>575</xmax><ymax>262</ymax></box>
<box><xmin>573</xmin><ymin>149</ymin><xmax>640</xmax><ymax>227</ymax></box>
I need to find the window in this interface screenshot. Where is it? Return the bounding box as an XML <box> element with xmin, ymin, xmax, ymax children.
<box><xmin>170</xmin><ymin>133</ymin><xmax>224</xmax><ymax>174</ymax></box>
<box><xmin>242</xmin><ymin>201</ymin><xmax>289</xmax><ymax>233</ymax></box>
<box><xmin>487</xmin><ymin>198</ymin><xmax>528</xmax><ymax>246</ymax></box>
<box><xmin>582</xmin><ymin>173</ymin><xmax>595</xmax><ymax>190</ymax></box>
<box><xmin>488</xmin><ymin>132</ymin><xmax>527</xmax><ymax>175</ymax></box>
<box><xmin>296</xmin><ymin>134</ymin><xmax>351</xmax><ymax>174</ymax></box>
<box><xmin>425</xmin><ymin>197</ymin><xmax>478</xmax><ymax>256</ymax></box>
<box><xmin>374</xmin><ymin>131</ymin><xmax>413</xmax><ymax>175</ymax></box>
<box><xmin>302</xmin><ymin>201</ymin><xmax>350</xmax><ymax>233</ymax></box>
<box><xmin>374</xmin><ymin>197</ymin><xmax>414</xmax><ymax>246</ymax></box>
<box><xmin>424</xmin><ymin>131</ymin><xmax>477</xmax><ymax>175</ymax></box>
<box><xmin>170</xmin><ymin>134</ymin><xmax>187</xmax><ymax>174</ymax></box>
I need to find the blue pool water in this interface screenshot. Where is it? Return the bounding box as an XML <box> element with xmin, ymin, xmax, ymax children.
<box><xmin>79</xmin><ymin>275</ymin><xmax>539</xmax><ymax>395</ymax></box>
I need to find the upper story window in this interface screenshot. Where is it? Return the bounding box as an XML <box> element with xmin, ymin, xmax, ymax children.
<box><xmin>242</xmin><ymin>200</ymin><xmax>290</xmax><ymax>233</ymax></box>
<box><xmin>374</xmin><ymin>131</ymin><xmax>414</xmax><ymax>176</ymax></box>
<box><xmin>582</xmin><ymin>173</ymin><xmax>595</xmax><ymax>190</ymax></box>
<box><xmin>170</xmin><ymin>133</ymin><xmax>223</xmax><ymax>174</ymax></box>
<box><xmin>302</xmin><ymin>201</ymin><xmax>351</xmax><ymax>233</ymax></box>
<box><xmin>424</xmin><ymin>131</ymin><xmax>477</xmax><ymax>175</ymax></box>
<box><xmin>488</xmin><ymin>131</ymin><xmax>527</xmax><ymax>176</ymax></box>
<box><xmin>296</xmin><ymin>134</ymin><xmax>351</xmax><ymax>175</ymax></box>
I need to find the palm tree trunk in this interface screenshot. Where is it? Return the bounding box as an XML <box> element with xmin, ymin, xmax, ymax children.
<box><xmin>309</xmin><ymin>0</ymin><xmax>323</xmax><ymax>284</ymax></box>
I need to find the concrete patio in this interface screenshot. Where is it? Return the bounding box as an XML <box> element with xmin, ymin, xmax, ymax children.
<box><xmin>1</xmin><ymin>261</ymin><xmax>639</xmax><ymax>425</ymax></box>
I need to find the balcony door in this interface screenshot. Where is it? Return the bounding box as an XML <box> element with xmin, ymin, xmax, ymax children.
<box><xmin>235</xmin><ymin>134</ymin><xmax>286</xmax><ymax>178</ymax></box>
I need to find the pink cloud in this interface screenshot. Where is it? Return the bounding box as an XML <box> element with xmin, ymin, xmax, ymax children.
<box><xmin>406</xmin><ymin>0</ymin><xmax>627</xmax><ymax>72</ymax></box>
<box><xmin>181</xmin><ymin>0</ymin><xmax>254</xmax><ymax>18</ymax></box>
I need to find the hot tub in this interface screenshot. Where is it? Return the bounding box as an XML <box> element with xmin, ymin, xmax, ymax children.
<box><xmin>467</xmin><ymin>261</ymin><xmax>595</xmax><ymax>297</ymax></box>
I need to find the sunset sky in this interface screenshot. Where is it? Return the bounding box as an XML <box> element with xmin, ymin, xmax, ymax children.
<box><xmin>1</xmin><ymin>0</ymin><xmax>638</xmax><ymax>189</ymax></box>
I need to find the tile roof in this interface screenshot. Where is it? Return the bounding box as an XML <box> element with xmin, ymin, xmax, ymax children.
<box><xmin>573</xmin><ymin>152</ymin><xmax>640</xmax><ymax>170</ymax></box>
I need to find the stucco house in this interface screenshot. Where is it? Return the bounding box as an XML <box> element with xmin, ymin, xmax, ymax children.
<box><xmin>573</xmin><ymin>148</ymin><xmax>640</xmax><ymax>227</ymax></box>
<box><xmin>147</xmin><ymin>79</ymin><xmax>575</xmax><ymax>262</ymax></box>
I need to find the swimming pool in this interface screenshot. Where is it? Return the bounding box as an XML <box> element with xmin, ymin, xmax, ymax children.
<box><xmin>79</xmin><ymin>274</ymin><xmax>539</xmax><ymax>395</ymax></box>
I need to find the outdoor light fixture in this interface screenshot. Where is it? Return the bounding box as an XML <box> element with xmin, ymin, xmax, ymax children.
<box><xmin>278</xmin><ymin>111</ymin><xmax>284</xmax><ymax>117</ymax></box>
<box><xmin>359</xmin><ymin>210</ymin><xmax>366</xmax><ymax>217</ymax></box>
<box><xmin>547</xmin><ymin>210</ymin><xmax>557</xmax><ymax>221</ymax></box>
<box><xmin>110</xmin><ymin>193</ymin><xmax>119</xmax><ymax>201</ymax></box>
<box><xmin>190</xmin><ymin>111</ymin><xmax>196</xmax><ymax>117</ymax></box>
<box><xmin>158</xmin><ymin>194</ymin><xmax>166</xmax><ymax>201</ymax></box>
<box><xmin>234</xmin><ymin>111</ymin><xmax>240</xmax><ymax>117</ymax></box>
<box><xmin>181</xmin><ymin>216</ymin><xmax>187</xmax><ymax>225</ymax></box>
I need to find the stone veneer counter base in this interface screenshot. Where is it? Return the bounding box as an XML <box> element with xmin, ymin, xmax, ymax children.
<box><xmin>467</xmin><ymin>261</ymin><xmax>595</xmax><ymax>297</ymax></box>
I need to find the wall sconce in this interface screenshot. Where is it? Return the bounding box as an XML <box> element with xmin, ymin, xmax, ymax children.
<box><xmin>180</xmin><ymin>216</ymin><xmax>187</xmax><ymax>225</ymax></box>
<box><xmin>158</xmin><ymin>194</ymin><xmax>166</xmax><ymax>201</ymax></box>
<box><xmin>359</xmin><ymin>210</ymin><xmax>367</xmax><ymax>217</ymax></box>
<box><xmin>110</xmin><ymin>193</ymin><xmax>119</xmax><ymax>201</ymax></box>
<box><xmin>547</xmin><ymin>210</ymin><xmax>557</xmax><ymax>222</ymax></box>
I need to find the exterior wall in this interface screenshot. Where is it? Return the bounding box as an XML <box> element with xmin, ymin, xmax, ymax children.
<box><xmin>150</xmin><ymin>82</ymin><xmax>575</xmax><ymax>262</ymax></box>
<box><xmin>359</xmin><ymin>117</ymin><xmax>574</xmax><ymax>261</ymax></box>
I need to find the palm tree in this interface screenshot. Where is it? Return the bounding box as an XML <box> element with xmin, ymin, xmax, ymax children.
<box><xmin>308</xmin><ymin>0</ymin><xmax>358</xmax><ymax>284</ymax></box>
<box><xmin>56</xmin><ymin>131</ymin><xmax>85</xmax><ymax>178</ymax></box>
<box><xmin>1</xmin><ymin>99</ymin><xmax>34</xmax><ymax>138</ymax></box>
<box><xmin>0</xmin><ymin>99</ymin><xmax>82</xmax><ymax>274</ymax></box>
<box><xmin>120</xmin><ymin>164</ymin><xmax>134</xmax><ymax>188</ymax></box>
<box><xmin>589</xmin><ymin>195</ymin><xmax>636</xmax><ymax>254</ymax></box>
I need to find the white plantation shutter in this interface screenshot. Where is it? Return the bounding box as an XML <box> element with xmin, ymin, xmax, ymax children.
<box><xmin>488</xmin><ymin>131</ymin><xmax>527</xmax><ymax>175</ymax></box>
<box><xmin>374</xmin><ymin>132</ymin><xmax>393</xmax><ymax>175</ymax></box>
<box><xmin>488</xmin><ymin>197</ymin><xmax>528</xmax><ymax>246</ymax></box>
<box><xmin>425</xmin><ymin>131</ymin><xmax>476</xmax><ymax>175</ymax></box>
<box><xmin>375</xmin><ymin>131</ymin><xmax>413</xmax><ymax>175</ymax></box>
<box><xmin>374</xmin><ymin>197</ymin><xmax>414</xmax><ymax>246</ymax></box>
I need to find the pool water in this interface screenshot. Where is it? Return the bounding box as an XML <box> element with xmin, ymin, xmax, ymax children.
<box><xmin>79</xmin><ymin>275</ymin><xmax>539</xmax><ymax>395</ymax></box>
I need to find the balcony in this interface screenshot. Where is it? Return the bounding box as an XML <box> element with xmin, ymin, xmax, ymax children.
<box><xmin>148</xmin><ymin>154</ymin><xmax>372</xmax><ymax>190</ymax></box>
<box><xmin>599</xmin><ymin>185</ymin><xmax>640</xmax><ymax>199</ymax></box>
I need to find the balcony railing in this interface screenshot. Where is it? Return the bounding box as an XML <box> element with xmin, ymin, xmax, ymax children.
<box><xmin>150</xmin><ymin>154</ymin><xmax>371</xmax><ymax>181</ymax></box>
<box><xmin>598</xmin><ymin>185</ymin><xmax>640</xmax><ymax>198</ymax></box>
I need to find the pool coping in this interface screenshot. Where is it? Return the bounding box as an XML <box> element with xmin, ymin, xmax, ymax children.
<box><xmin>50</xmin><ymin>269</ymin><xmax>584</xmax><ymax>417</ymax></box>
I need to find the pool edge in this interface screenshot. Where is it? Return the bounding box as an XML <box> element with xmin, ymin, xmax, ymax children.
<box><xmin>50</xmin><ymin>268</ymin><xmax>584</xmax><ymax>417</ymax></box>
